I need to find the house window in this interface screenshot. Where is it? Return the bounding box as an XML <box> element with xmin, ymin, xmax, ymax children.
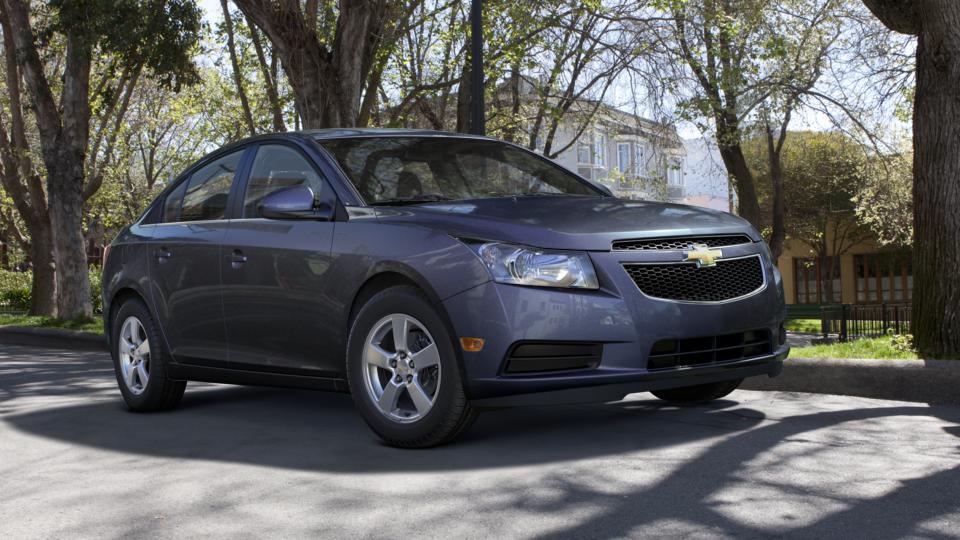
<box><xmin>577</xmin><ymin>140</ymin><xmax>591</xmax><ymax>165</ymax></box>
<box><xmin>854</xmin><ymin>253</ymin><xmax>912</xmax><ymax>303</ymax></box>
<box><xmin>594</xmin><ymin>132</ymin><xmax>606</xmax><ymax>168</ymax></box>
<box><xmin>617</xmin><ymin>143</ymin><xmax>631</xmax><ymax>173</ymax></box>
<box><xmin>634</xmin><ymin>143</ymin><xmax>647</xmax><ymax>176</ymax></box>
<box><xmin>794</xmin><ymin>256</ymin><xmax>841</xmax><ymax>304</ymax></box>
<box><xmin>667</xmin><ymin>160</ymin><xmax>683</xmax><ymax>185</ymax></box>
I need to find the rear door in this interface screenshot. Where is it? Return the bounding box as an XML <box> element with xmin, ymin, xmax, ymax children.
<box><xmin>221</xmin><ymin>143</ymin><xmax>339</xmax><ymax>376</ymax></box>
<box><xmin>147</xmin><ymin>149</ymin><xmax>248</xmax><ymax>366</ymax></box>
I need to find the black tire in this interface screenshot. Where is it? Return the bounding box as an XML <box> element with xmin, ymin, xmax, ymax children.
<box><xmin>111</xmin><ymin>297</ymin><xmax>186</xmax><ymax>411</ymax></box>
<box><xmin>346</xmin><ymin>286</ymin><xmax>477</xmax><ymax>448</ymax></box>
<box><xmin>651</xmin><ymin>378</ymin><xmax>743</xmax><ymax>404</ymax></box>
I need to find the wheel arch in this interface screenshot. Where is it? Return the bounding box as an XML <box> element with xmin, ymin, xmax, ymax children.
<box><xmin>346</xmin><ymin>267</ymin><xmax>466</xmax><ymax>381</ymax></box>
<box><xmin>105</xmin><ymin>286</ymin><xmax>150</xmax><ymax>351</ymax></box>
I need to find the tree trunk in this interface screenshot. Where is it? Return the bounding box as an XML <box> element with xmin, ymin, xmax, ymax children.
<box><xmin>221</xmin><ymin>0</ymin><xmax>256</xmax><ymax>136</ymax></box>
<box><xmin>716</xmin><ymin>142</ymin><xmax>762</xmax><ymax>229</ymax></box>
<box><xmin>910</xmin><ymin>1</ymin><xmax>960</xmax><ymax>358</ymax></box>
<box><xmin>28</xmin><ymin>224</ymin><xmax>57</xmax><ymax>316</ymax></box>
<box><xmin>246</xmin><ymin>14</ymin><xmax>285</xmax><ymax>132</ymax></box>
<box><xmin>4</xmin><ymin>0</ymin><xmax>95</xmax><ymax>319</ymax></box>
<box><xmin>47</xmin><ymin>155</ymin><xmax>92</xmax><ymax>319</ymax></box>
<box><xmin>234</xmin><ymin>0</ymin><xmax>386</xmax><ymax>129</ymax></box>
<box><xmin>455</xmin><ymin>57</ymin><xmax>472</xmax><ymax>133</ymax></box>
<box><xmin>766</xmin><ymin>129</ymin><xmax>786</xmax><ymax>263</ymax></box>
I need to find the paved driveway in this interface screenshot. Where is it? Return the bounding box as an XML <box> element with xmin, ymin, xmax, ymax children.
<box><xmin>1</xmin><ymin>344</ymin><xmax>959</xmax><ymax>539</ymax></box>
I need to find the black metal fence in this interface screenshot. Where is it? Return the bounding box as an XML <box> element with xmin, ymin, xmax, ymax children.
<box><xmin>820</xmin><ymin>303</ymin><xmax>912</xmax><ymax>342</ymax></box>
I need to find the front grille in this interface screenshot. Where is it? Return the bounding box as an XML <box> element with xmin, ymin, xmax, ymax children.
<box><xmin>502</xmin><ymin>342</ymin><xmax>602</xmax><ymax>375</ymax></box>
<box><xmin>623</xmin><ymin>256</ymin><xmax>764</xmax><ymax>302</ymax></box>
<box><xmin>648</xmin><ymin>329</ymin><xmax>772</xmax><ymax>370</ymax></box>
<box><xmin>612</xmin><ymin>235</ymin><xmax>752</xmax><ymax>251</ymax></box>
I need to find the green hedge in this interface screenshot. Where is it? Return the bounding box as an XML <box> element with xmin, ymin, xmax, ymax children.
<box><xmin>0</xmin><ymin>267</ymin><xmax>103</xmax><ymax>314</ymax></box>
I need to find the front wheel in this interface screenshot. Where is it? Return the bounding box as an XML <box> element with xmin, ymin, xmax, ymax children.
<box><xmin>346</xmin><ymin>286</ymin><xmax>477</xmax><ymax>448</ymax></box>
<box><xmin>651</xmin><ymin>378</ymin><xmax>743</xmax><ymax>404</ymax></box>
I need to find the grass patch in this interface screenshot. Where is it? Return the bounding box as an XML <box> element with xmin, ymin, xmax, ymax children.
<box><xmin>793</xmin><ymin>335</ymin><xmax>918</xmax><ymax>360</ymax></box>
<box><xmin>0</xmin><ymin>314</ymin><xmax>103</xmax><ymax>334</ymax></box>
<box><xmin>785</xmin><ymin>318</ymin><xmax>821</xmax><ymax>333</ymax></box>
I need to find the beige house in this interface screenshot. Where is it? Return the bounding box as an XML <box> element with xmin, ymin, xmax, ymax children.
<box><xmin>777</xmin><ymin>235</ymin><xmax>913</xmax><ymax>305</ymax></box>
<box><xmin>539</xmin><ymin>104</ymin><xmax>686</xmax><ymax>203</ymax></box>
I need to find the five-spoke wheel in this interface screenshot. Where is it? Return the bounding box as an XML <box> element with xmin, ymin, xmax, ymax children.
<box><xmin>118</xmin><ymin>316</ymin><xmax>151</xmax><ymax>395</ymax></box>
<box><xmin>362</xmin><ymin>314</ymin><xmax>442</xmax><ymax>423</ymax></box>
<box><xmin>347</xmin><ymin>286</ymin><xmax>477</xmax><ymax>447</ymax></box>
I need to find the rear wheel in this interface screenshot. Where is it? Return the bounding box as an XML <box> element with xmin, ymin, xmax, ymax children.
<box><xmin>651</xmin><ymin>378</ymin><xmax>743</xmax><ymax>404</ymax></box>
<box><xmin>111</xmin><ymin>297</ymin><xmax>186</xmax><ymax>411</ymax></box>
<box><xmin>347</xmin><ymin>286</ymin><xmax>477</xmax><ymax>447</ymax></box>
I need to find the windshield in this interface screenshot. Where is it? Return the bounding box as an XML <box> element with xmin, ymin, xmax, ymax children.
<box><xmin>319</xmin><ymin>136</ymin><xmax>603</xmax><ymax>205</ymax></box>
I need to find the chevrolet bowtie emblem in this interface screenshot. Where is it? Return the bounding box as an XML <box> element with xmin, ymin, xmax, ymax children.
<box><xmin>684</xmin><ymin>243</ymin><xmax>723</xmax><ymax>268</ymax></box>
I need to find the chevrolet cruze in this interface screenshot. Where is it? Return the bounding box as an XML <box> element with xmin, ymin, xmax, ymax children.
<box><xmin>103</xmin><ymin>129</ymin><xmax>789</xmax><ymax>447</ymax></box>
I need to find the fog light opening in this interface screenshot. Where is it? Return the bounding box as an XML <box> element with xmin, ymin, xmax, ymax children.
<box><xmin>460</xmin><ymin>337</ymin><xmax>485</xmax><ymax>352</ymax></box>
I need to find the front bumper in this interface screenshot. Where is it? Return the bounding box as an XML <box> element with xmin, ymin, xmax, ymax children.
<box><xmin>441</xmin><ymin>241</ymin><xmax>787</xmax><ymax>404</ymax></box>
<box><xmin>470</xmin><ymin>346</ymin><xmax>787</xmax><ymax>407</ymax></box>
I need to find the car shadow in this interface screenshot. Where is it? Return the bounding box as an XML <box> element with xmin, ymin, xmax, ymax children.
<box><xmin>4</xmin><ymin>345</ymin><xmax>960</xmax><ymax>536</ymax></box>
<box><xmin>4</xmin><ymin>377</ymin><xmax>772</xmax><ymax>472</ymax></box>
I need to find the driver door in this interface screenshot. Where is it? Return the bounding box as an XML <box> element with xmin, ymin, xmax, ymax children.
<box><xmin>220</xmin><ymin>143</ymin><xmax>339</xmax><ymax>376</ymax></box>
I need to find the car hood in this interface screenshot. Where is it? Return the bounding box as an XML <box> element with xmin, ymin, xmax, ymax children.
<box><xmin>373</xmin><ymin>196</ymin><xmax>759</xmax><ymax>251</ymax></box>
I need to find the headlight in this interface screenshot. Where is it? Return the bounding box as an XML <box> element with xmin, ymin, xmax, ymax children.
<box><xmin>469</xmin><ymin>242</ymin><xmax>599</xmax><ymax>289</ymax></box>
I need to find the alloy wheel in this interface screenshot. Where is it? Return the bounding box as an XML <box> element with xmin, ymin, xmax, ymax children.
<box><xmin>362</xmin><ymin>313</ymin><xmax>442</xmax><ymax>423</ymax></box>
<box><xmin>119</xmin><ymin>316</ymin><xmax>151</xmax><ymax>395</ymax></box>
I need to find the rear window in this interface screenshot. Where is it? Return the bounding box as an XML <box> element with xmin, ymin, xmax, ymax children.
<box><xmin>179</xmin><ymin>151</ymin><xmax>243</xmax><ymax>221</ymax></box>
<box><xmin>162</xmin><ymin>181</ymin><xmax>187</xmax><ymax>222</ymax></box>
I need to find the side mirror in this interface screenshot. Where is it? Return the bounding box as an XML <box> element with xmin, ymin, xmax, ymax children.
<box><xmin>258</xmin><ymin>185</ymin><xmax>333</xmax><ymax>220</ymax></box>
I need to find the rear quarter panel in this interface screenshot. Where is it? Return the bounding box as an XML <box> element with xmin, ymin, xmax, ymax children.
<box><xmin>102</xmin><ymin>223</ymin><xmax>155</xmax><ymax>348</ymax></box>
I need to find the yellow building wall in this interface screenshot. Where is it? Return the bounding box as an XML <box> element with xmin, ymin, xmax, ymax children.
<box><xmin>776</xmin><ymin>235</ymin><xmax>890</xmax><ymax>305</ymax></box>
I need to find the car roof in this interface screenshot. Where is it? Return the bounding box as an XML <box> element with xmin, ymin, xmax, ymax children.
<box><xmin>304</xmin><ymin>128</ymin><xmax>483</xmax><ymax>140</ymax></box>
<box><xmin>228</xmin><ymin>128</ymin><xmax>492</xmax><ymax>147</ymax></box>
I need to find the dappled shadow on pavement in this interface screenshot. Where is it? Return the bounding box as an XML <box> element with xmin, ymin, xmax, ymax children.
<box><xmin>3</xmin><ymin>345</ymin><xmax>960</xmax><ymax>537</ymax></box>
<box><xmin>0</xmin><ymin>346</ymin><xmax>113</xmax><ymax>408</ymax></box>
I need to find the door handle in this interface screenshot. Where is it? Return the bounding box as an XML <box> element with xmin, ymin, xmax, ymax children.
<box><xmin>156</xmin><ymin>248</ymin><xmax>172</xmax><ymax>263</ymax></box>
<box><xmin>229</xmin><ymin>249</ymin><xmax>247</xmax><ymax>269</ymax></box>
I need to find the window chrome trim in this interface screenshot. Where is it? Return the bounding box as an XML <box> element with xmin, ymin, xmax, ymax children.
<box><xmin>621</xmin><ymin>254</ymin><xmax>768</xmax><ymax>305</ymax></box>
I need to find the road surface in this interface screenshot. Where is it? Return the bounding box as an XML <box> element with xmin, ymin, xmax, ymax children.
<box><xmin>1</xmin><ymin>344</ymin><xmax>958</xmax><ymax>538</ymax></box>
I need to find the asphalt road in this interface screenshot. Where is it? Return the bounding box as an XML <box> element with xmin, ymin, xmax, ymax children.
<box><xmin>1</xmin><ymin>344</ymin><xmax>959</xmax><ymax>539</ymax></box>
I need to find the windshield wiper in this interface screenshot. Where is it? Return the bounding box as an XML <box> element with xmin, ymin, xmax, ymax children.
<box><xmin>374</xmin><ymin>193</ymin><xmax>456</xmax><ymax>206</ymax></box>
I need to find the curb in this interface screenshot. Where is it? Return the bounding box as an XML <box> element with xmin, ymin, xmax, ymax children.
<box><xmin>0</xmin><ymin>326</ymin><xmax>106</xmax><ymax>351</ymax></box>
<box><xmin>741</xmin><ymin>357</ymin><xmax>960</xmax><ymax>406</ymax></box>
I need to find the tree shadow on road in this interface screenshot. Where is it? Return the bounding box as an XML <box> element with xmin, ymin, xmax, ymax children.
<box><xmin>4</xmin><ymin>346</ymin><xmax>960</xmax><ymax>537</ymax></box>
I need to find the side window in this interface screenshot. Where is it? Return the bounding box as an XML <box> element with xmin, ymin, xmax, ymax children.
<box><xmin>243</xmin><ymin>145</ymin><xmax>326</xmax><ymax>218</ymax></box>
<box><xmin>162</xmin><ymin>180</ymin><xmax>188</xmax><ymax>222</ymax></box>
<box><xmin>180</xmin><ymin>151</ymin><xmax>243</xmax><ymax>222</ymax></box>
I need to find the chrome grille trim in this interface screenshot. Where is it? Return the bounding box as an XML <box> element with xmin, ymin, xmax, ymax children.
<box><xmin>612</xmin><ymin>235</ymin><xmax>753</xmax><ymax>251</ymax></box>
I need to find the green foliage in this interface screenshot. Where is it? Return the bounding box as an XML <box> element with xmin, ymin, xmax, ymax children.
<box><xmin>0</xmin><ymin>314</ymin><xmax>103</xmax><ymax>334</ymax></box>
<box><xmin>888</xmin><ymin>333</ymin><xmax>915</xmax><ymax>355</ymax></box>
<box><xmin>0</xmin><ymin>268</ymin><xmax>103</xmax><ymax>314</ymax></box>
<box><xmin>785</xmin><ymin>318</ymin><xmax>821</xmax><ymax>333</ymax></box>
<box><xmin>47</xmin><ymin>0</ymin><xmax>203</xmax><ymax>90</ymax></box>
<box><xmin>745</xmin><ymin>130</ymin><xmax>872</xmax><ymax>250</ymax></box>
<box><xmin>795</xmin><ymin>335</ymin><xmax>920</xmax><ymax>360</ymax></box>
<box><xmin>0</xmin><ymin>271</ymin><xmax>32</xmax><ymax>311</ymax></box>
<box><xmin>855</xmin><ymin>145</ymin><xmax>913</xmax><ymax>246</ymax></box>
